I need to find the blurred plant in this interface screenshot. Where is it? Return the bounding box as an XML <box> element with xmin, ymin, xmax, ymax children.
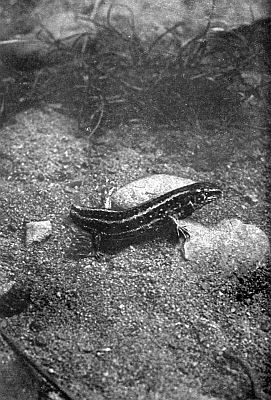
<box><xmin>0</xmin><ymin>3</ymin><xmax>269</xmax><ymax>131</ymax></box>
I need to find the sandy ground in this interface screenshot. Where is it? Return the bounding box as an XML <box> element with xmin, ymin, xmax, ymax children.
<box><xmin>0</xmin><ymin>105</ymin><xmax>270</xmax><ymax>399</ymax></box>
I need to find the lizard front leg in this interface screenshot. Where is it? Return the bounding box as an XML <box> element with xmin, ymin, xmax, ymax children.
<box><xmin>168</xmin><ymin>214</ymin><xmax>190</xmax><ymax>260</ymax></box>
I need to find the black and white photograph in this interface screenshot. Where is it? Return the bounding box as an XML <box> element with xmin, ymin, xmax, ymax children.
<box><xmin>0</xmin><ymin>1</ymin><xmax>270</xmax><ymax>399</ymax></box>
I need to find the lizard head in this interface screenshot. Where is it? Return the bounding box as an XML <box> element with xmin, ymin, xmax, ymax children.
<box><xmin>189</xmin><ymin>182</ymin><xmax>222</xmax><ymax>210</ymax></box>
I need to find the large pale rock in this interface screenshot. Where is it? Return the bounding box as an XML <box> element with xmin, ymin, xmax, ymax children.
<box><xmin>111</xmin><ymin>174</ymin><xmax>195</xmax><ymax>209</ymax></box>
<box><xmin>184</xmin><ymin>218</ymin><xmax>270</xmax><ymax>267</ymax></box>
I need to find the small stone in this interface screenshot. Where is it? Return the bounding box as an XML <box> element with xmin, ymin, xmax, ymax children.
<box><xmin>29</xmin><ymin>320</ymin><xmax>44</xmax><ymax>332</ymax></box>
<box><xmin>35</xmin><ymin>334</ymin><xmax>47</xmax><ymax>347</ymax></box>
<box><xmin>260</xmin><ymin>321</ymin><xmax>270</xmax><ymax>332</ymax></box>
<box><xmin>0</xmin><ymin>320</ymin><xmax>7</xmax><ymax>329</ymax></box>
<box><xmin>69</xmin><ymin>179</ymin><xmax>83</xmax><ymax>188</ymax></box>
<box><xmin>25</xmin><ymin>221</ymin><xmax>52</xmax><ymax>245</ymax></box>
<box><xmin>81</xmin><ymin>161</ymin><xmax>89</xmax><ymax>169</ymax></box>
<box><xmin>99</xmin><ymin>347</ymin><xmax>111</xmax><ymax>352</ymax></box>
<box><xmin>244</xmin><ymin>192</ymin><xmax>259</xmax><ymax>205</ymax></box>
<box><xmin>7</xmin><ymin>223</ymin><xmax>17</xmax><ymax>232</ymax></box>
<box><xmin>48</xmin><ymin>368</ymin><xmax>55</xmax><ymax>374</ymax></box>
<box><xmin>36</xmin><ymin>172</ymin><xmax>45</xmax><ymax>181</ymax></box>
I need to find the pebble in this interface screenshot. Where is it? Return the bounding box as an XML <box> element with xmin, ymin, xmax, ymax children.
<box><xmin>243</xmin><ymin>192</ymin><xmax>259</xmax><ymax>205</ymax></box>
<box><xmin>25</xmin><ymin>220</ymin><xmax>52</xmax><ymax>245</ymax></box>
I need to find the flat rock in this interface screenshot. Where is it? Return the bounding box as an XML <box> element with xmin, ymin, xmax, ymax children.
<box><xmin>25</xmin><ymin>220</ymin><xmax>52</xmax><ymax>245</ymax></box>
<box><xmin>111</xmin><ymin>174</ymin><xmax>195</xmax><ymax>208</ymax></box>
<box><xmin>183</xmin><ymin>218</ymin><xmax>269</xmax><ymax>269</ymax></box>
